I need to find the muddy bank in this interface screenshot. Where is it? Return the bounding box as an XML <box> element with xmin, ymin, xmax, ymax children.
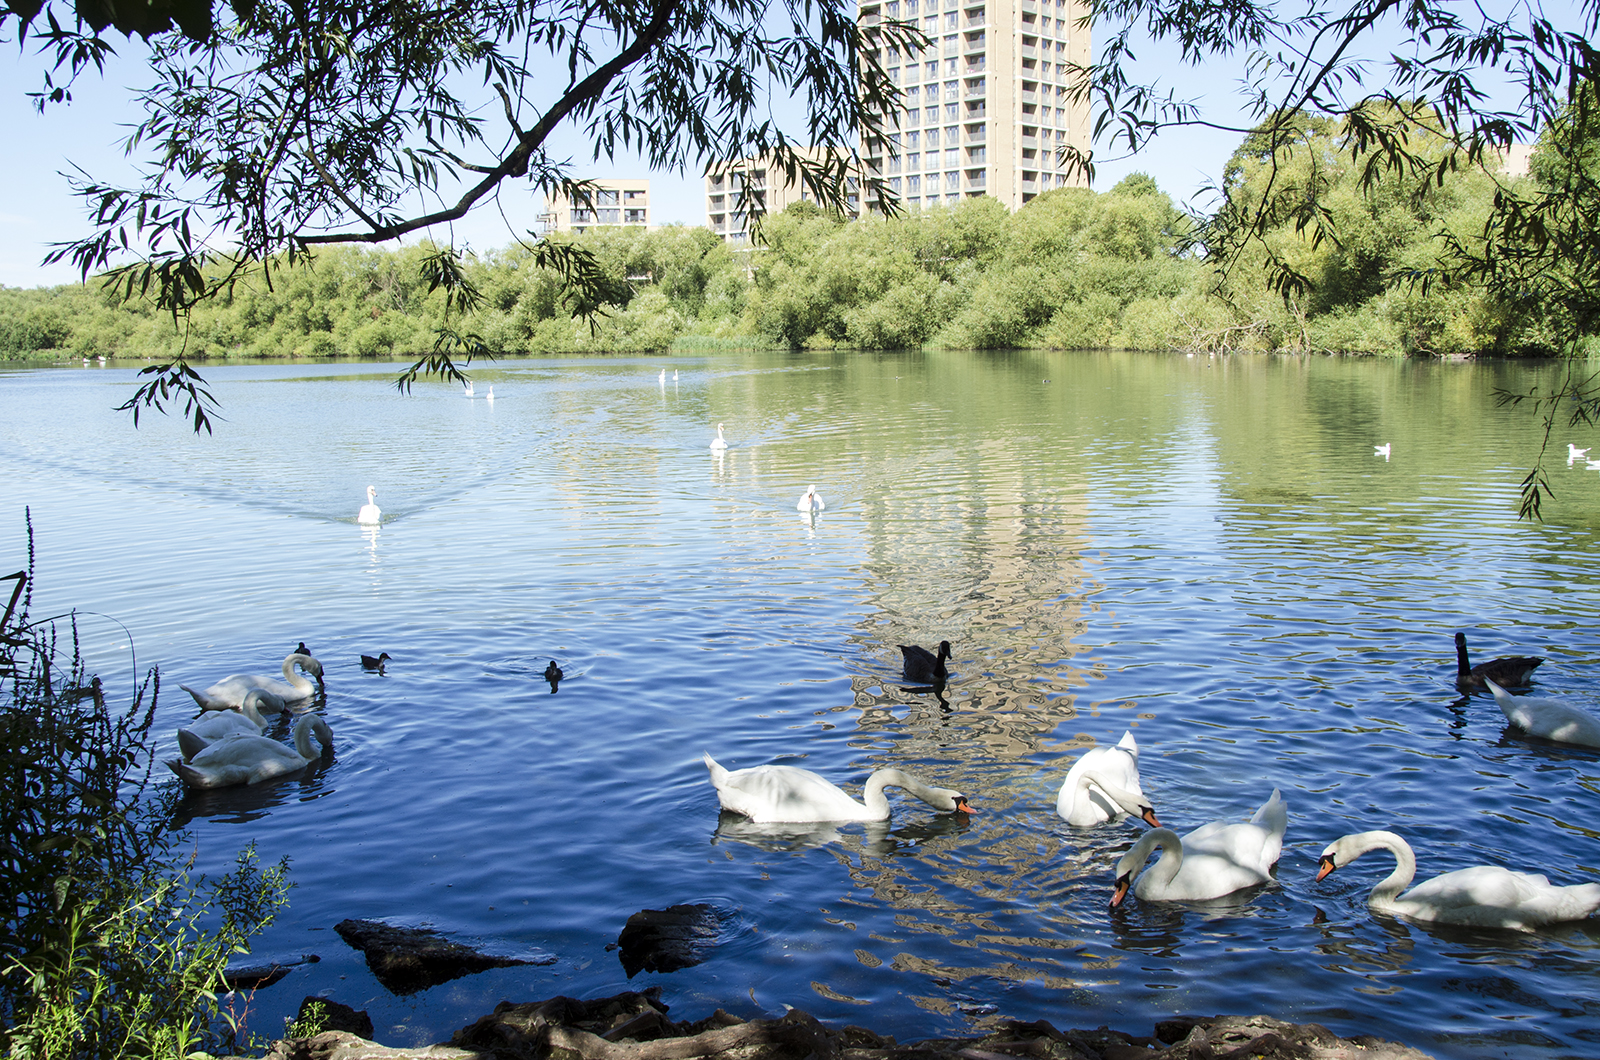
<box><xmin>260</xmin><ymin>989</ymin><xmax>1434</xmax><ymax>1060</ymax></box>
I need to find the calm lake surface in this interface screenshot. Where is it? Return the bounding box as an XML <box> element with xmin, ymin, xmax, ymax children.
<box><xmin>4</xmin><ymin>350</ymin><xmax>1600</xmax><ymax>1059</ymax></box>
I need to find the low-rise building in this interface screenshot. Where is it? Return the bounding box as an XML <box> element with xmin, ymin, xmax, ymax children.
<box><xmin>704</xmin><ymin>151</ymin><xmax>861</xmax><ymax>244</ymax></box>
<box><xmin>540</xmin><ymin>179</ymin><xmax>651</xmax><ymax>234</ymax></box>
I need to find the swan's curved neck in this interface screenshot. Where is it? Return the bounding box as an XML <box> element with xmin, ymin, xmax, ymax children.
<box><xmin>1074</xmin><ymin>769</ymin><xmax>1147</xmax><ymax>818</ymax></box>
<box><xmin>292</xmin><ymin>716</ymin><xmax>332</xmax><ymax>760</ymax></box>
<box><xmin>1129</xmin><ymin>829</ymin><xmax>1183</xmax><ymax>891</ymax></box>
<box><xmin>1346</xmin><ymin>830</ymin><xmax>1417</xmax><ymax>909</ymax></box>
<box><xmin>862</xmin><ymin>768</ymin><xmax>939</xmax><ymax>814</ymax></box>
<box><xmin>280</xmin><ymin>655</ymin><xmax>316</xmax><ymax>693</ymax></box>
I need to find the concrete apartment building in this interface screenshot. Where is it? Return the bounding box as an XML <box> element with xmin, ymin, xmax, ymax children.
<box><xmin>539</xmin><ymin>179</ymin><xmax>651</xmax><ymax>234</ymax></box>
<box><xmin>862</xmin><ymin>0</ymin><xmax>1092</xmax><ymax>211</ymax></box>
<box><xmin>704</xmin><ymin>150</ymin><xmax>862</xmax><ymax>244</ymax></box>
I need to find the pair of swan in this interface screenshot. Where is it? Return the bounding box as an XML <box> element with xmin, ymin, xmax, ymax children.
<box><xmin>703</xmin><ymin>753</ymin><xmax>973</xmax><ymax>822</ymax></box>
<box><xmin>1316</xmin><ymin>830</ymin><xmax>1600</xmax><ymax>931</ymax></box>
<box><xmin>176</xmin><ymin>688</ymin><xmax>284</xmax><ymax>760</ymax></box>
<box><xmin>1111</xmin><ymin>789</ymin><xmax>1287</xmax><ymax>905</ymax></box>
<box><xmin>796</xmin><ymin>485</ymin><xmax>825</xmax><ymax>512</ymax></box>
<box><xmin>358</xmin><ymin>486</ymin><xmax>381</xmax><ymax>524</ymax></box>
<box><xmin>899</xmin><ymin>641</ymin><xmax>951</xmax><ymax>684</ymax></box>
<box><xmin>1485</xmin><ymin>679</ymin><xmax>1600</xmax><ymax>748</ymax></box>
<box><xmin>169</xmin><ymin>714</ymin><xmax>334</xmax><ymax>788</ymax></box>
<box><xmin>1454</xmin><ymin>631</ymin><xmax>1541</xmax><ymax>692</ymax></box>
<box><xmin>1056</xmin><ymin>731</ymin><xmax>1159</xmax><ymax>827</ymax></box>
<box><xmin>181</xmin><ymin>653</ymin><xmax>324</xmax><ymax>711</ymax></box>
<box><xmin>709</xmin><ymin>423</ymin><xmax>728</xmax><ymax>451</ymax></box>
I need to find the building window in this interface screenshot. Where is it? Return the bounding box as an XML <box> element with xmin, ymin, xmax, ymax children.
<box><xmin>908</xmin><ymin>175</ymin><xmax>921</xmax><ymax>192</ymax></box>
<box><xmin>923</xmin><ymin>106</ymin><xmax>938</xmax><ymax>123</ymax></box>
<box><xmin>922</xmin><ymin>14</ymin><xmax>936</xmax><ymax>30</ymax></box>
<box><xmin>597</xmin><ymin>189</ymin><xmax>619</xmax><ymax>204</ymax></box>
<box><xmin>905</xmin><ymin>0</ymin><xmax>916</xmax><ymax>10</ymax></box>
<box><xmin>945</xmin><ymin>171</ymin><xmax>960</xmax><ymax>189</ymax></box>
<box><xmin>625</xmin><ymin>209</ymin><xmax>646</xmax><ymax>223</ymax></box>
<box><xmin>925</xmin><ymin>60</ymin><xmax>937</xmax><ymax>77</ymax></box>
<box><xmin>573</xmin><ymin>209</ymin><xmax>594</xmax><ymax>223</ymax></box>
<box><xmin>925</xmin><ymin>127</ymin><xmax>939</xmax><ymax>146</ymax></box>
<box><xmin>886</xmin><ymin>0</ymin><xmax>899</xmax><ymax>13</ymax></box>
<box><xmin>907</xmin><ymin>85</ymin><xmax>920</xmax><ymax>103</ymax></box>
<box><xmin>891</xmin><ymin>177</ymin><xmax>902</xmax><ymax>191</ymax></box>
<box><xmin>907</xmin><ymin>151</ymin><xmax>920</xmax><ymax>169</ymax></box>
<box><xmin>967</xmin><ymin>145</ymin><xmax>985</xmax><ymax>162</ymax></box>
<box><xmin>625</xmin><ymin>189</ymin><xmax>646</xmax><ymax>202</ymax></box>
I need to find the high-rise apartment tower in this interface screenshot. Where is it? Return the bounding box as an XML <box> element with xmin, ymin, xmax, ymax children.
<box><xmin>860</xmin><ymin>0</ymin><xmax>1090</xmax><ymax>211</ymax></box>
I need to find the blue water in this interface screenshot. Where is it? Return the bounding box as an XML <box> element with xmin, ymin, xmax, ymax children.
<box><xmin>4</xmin><ymin>350</ymin><xmax>1599</xmax><ymax>1058</ymax></box>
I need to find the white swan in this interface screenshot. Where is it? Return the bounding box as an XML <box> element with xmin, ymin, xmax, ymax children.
<box><xmin>1485</xmin><ymin>679</ymin><xmax>1600</xmax><ymax>748</ymax></box>
<box><xmin>357</xmin><ymin>485</ymin><xmax>381</xmax><ymax>524</ymax></box>
<box><xmin>1568</xmin><ymin>444</ymin><xmax>1590</xmax><ymax>463</ymax></box>
<box><xmin>485</xmin><ymin>386</ymin><xmax>495</xmax><ymax>402</ymax></box>
<box><xmin>1374</xmin><ymin>443</ymin><xmax>1391</xmax><ymax>458</ymax></box>
<box><xmin>703</xmin><ymin>753</ymin><xmax>973</xmax><ymax>823</ymax></box>
<box><xmin>796</xmin><ymin>485</ymin><xmax>825</xmax><ymax>512</ymax></box>
<box><xmin>1315</xmin><ymin>830</ymin><xmax>1600</xmax><ymax>931</ymax></box>
<box><xmin>170</xmin><ymin>714</ymin><xmax>334</xmax><ymax>789</ymax></box>
<box><xmin>463</xmin><ymin>381</ymin><xmax>474</xmax><ymax>397</ymax></box>
<box><xmin>176</xmin><ymin>689</ymin><xmax>285</xmax><ymax>761</ymax></box>
<box><xmin>1057</xmin><ymin>731</ymin><xmax>1158</xmax><ymax>827</ymax></box>
<box><xmin>709</xmin><ymin>423</ymin><xmax>728</xmax><ymax>451</ymax></box>
<box><xmin>1111</xmin><ymin>789</ymin><xmax>1287</xmax><ymax>905</ymax></box>
<box><xmin>181</xmin><ymin>653</ymin><xmax>324</xmax><ymax>711</ymax></box>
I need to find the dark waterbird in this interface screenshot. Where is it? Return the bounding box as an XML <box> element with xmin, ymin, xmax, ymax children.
<box><xmin>1454</xmin><ymin>632</ymin><xmax>1542</xmax><ymax>692</ymax></box>
<box><xmin>294</xmin><ymin>642</ymin><xmax>325</xmax><ymax>687</ymax></box>
<box><xmin>899</xmin><ymin>640</ymin><xmax>951</xmax><ymax>684</ymax></box>
<box><xmin>544</xmin><ymin>659</ymin><xmax>563</xmax><ymax>692</ymax></box>
<box><xmin>361</xmin><ymin>652</ymin><xmax>392</xmax><ymax>672</ymax></box>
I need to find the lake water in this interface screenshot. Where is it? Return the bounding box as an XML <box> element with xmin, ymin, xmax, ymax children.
<box><xmin>4</xmin><ymin>350</ymin><xmax>1599</xmax><ymax>1059</ymax></box>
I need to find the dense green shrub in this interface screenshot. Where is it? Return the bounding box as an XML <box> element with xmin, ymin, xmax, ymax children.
<box><xmin>1</xmin><ymin>515</ymin><xmax>290</xmax><ymax>1060</ymax></box>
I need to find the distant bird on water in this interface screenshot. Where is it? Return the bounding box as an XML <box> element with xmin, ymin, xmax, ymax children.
<box><xmin>1454</xmin><ymin>631</ymin><xmax>1542</xmax><ymax>693</ymax></box>
<box><xmin>709</xmin><ymin>423</ymin><xmax>728</xmax><ymax>451</ymax></box>
<box><xmin>358</xmin><ymin>486</ymin><xmax>381</xmax><ymax>524</ymax></box>
<box><xmin>796</xmin><ymin>485</ymin><xmax>825</xmax><ymax>512</ymax></box>
<box><xmin>485</xmin><ymin>386</ymin><xmax>495</xmax><ymax>402</ymax></box>
<box><xmin>361</xmin><ymin>652</ymin><xmax>392</xmax><ymax>672</ymax></box>
<box><xmin>544</xmin><ymin>659</ymin><xmax>563</xmax><ymax>693</ymax></box>
<box><xmin>1569</xmin><ymin>444</ymin><xmax>1590</xmax><ymax>464</ymax></box>
<box><xmin>463</xmin><ymin>380</ymin><xmax>474</xmax><ymax>398</ymax></box>
<box><xmin>1374</xmin><ymin>443</ymin><xmax>1392</xmax><ymax>459</ymax></box>
<box><xmin>899</xmin><ymin>641</ymin><xmax>951</xmax><ymax>684</ymax></box>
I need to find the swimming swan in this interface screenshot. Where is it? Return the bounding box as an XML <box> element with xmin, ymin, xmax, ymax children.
<box><xmin>1485</xmin><ymin>679</ymin><xmax>1600</xmax><ymax>748</ymax></box>
<box><xmin>1454</xmin><ymin>632</ymin><xmax>1541</xmax><ymax>692</ymax></box>
<box><xmin>703</xmin><ymin>753</ymin><xmax>973</xmax><ymax>823</ymax></box>
<box><xmin>899</xmin><ymin>641</ymin><xmax>951</xmax><ymax>684</ymax></box>
<box><xmin>358</xmin><ymin>486</ymin><xmax>381</xmax><ymax>525</ymax></box>
<box><xmin>1057</xmin><ymin>731</ymin><xmax>1159</xmax><ymax>827</ymax></box>
<box><xmin>709</xmin><ymin>423</ymin><xmax>728</xmax><ymax>451</ymax></box>
<box><xmin>1374</xmin><ymin>443</ymin><xmax>1391</xmax><ymax>458</ymax></box>
<box><xmin>181</xmin><ymin>653</ymin><xmax>324</xmax><ymax>711</ymax></box>
<box><xmin>1569</xmin><ymin>444</ymin><xmax>1590</xmax><ymax>463</ymax></box>
<box><xmin>1110</xmin><ymin>789</ymin><xmax>1287</xmax><ymax>905</ymax></box>
<box><xmin>176</xmin><ymin>689</ymin><xmax>284</xmax><ymax>760</ymax></box>
<box><xmin>170</xmin><ymin>714</ymin><xmax>334</xmax><ymax>789</ymax></box>
<box><xmin>797</xmin><ymin>485</ymin><xmax>825</xmax><ymax>512</ymax></box>
<box><xmin>1315</xmin><ymin>829</ymin><xmax>1600</xmax><ymax>931</ymax></box>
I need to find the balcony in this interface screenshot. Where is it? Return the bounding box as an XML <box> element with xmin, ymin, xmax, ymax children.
<box><xmin>964</xmin><ymin>125</ymin><xmax>986</xmax><ymax>143</ymax></box>
<box><xmin>965</xmin><ymin>169</ymin><xmax>986</xmax><ymax>187</ymax></box>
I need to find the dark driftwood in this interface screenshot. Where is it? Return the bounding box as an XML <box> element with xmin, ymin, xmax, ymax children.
<box><xmin>258</xmin><ymin>990</ymin><xmax>1437</xmax><ymax>1060</ymax></box>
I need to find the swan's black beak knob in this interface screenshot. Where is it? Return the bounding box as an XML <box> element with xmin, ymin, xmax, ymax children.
<box><xmin>1315</xmin><ymin>854</ymin><xmax>1337</xmax><ymax>883</ymax></box>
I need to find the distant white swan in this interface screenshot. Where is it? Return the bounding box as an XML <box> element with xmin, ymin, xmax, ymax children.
<box><xmin>1569</xmin><ymin>444</ymin><xmax>1590</xmax><ymax>463</ymax></box>
<box><xmin>176</xmin><ymin>689</ymin><xmax>284</xmax><ymax>761</ymax></box>
<box><xmin>170</xmin><ymin>714</ymin><xmax>334</xmax><ymax>789</ymax></box>
<box><xmin>703</xmin><ymin>753</ymin><xmax>973</xmax><ymax>823</ymax></box>
<box><xmin>1485</xmin><ymin>679</ymin><xmax>1600</xmax><ymax>748</ymax></box>
<box><xmin>358</xmin><ymin>485</ymin><xmax>381</xmax><ymax>525</ymax></box>
<box><xmin>659</xmin><ymin>369</ymin><xmax>666</xmax><ymax>384</ymax></box>
<box><xmin>709</xmin><ymin>423</ymin><xmax>728</xmax><ymax>451</ymax></box>
<box><xmin>181</xmin><ymin>653</ymin><xmax>323</xmax><ymax>711</ymax></box>
<box><xmin>1111</xmin><ymin>789</ymin><xmax>1287</xmax><ymax>904</ymax></box>
<box><xmin>464</xmin><ymin>381</ymin><xmax>474</xmax><ymax>397</ymax></box>
<box><xmin>796</xmin><ymin>485</ymin><xmax>825</xmax><ymax>512</ymax></box>
<box><xmin>1057</xmin><ymin>731</ymin><xmax>1158</xmax><ymax>827</ymax></box>
<box><xmin>1315</xmin><ymin>829</ymin><xmax>1600</xmax><ymax>931</ymax></box>
<box><xmin>1374</xmin><ymin>443</ymin><xmax>1391</xmax><ymax>458</ymax></box>
<box><xmin>485</xmin><ymin>386</ymin><xmax>494</xmax><ymax>402</ymax></box>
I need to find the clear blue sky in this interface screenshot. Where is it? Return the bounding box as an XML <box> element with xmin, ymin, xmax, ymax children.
<box><xmin>0</xmin><ymin>5</ymin><xmax>1566</xmax><ymax>289</ymax></box>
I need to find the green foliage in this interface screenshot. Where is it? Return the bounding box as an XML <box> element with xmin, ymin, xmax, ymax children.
<box><xmin>0</xmin><ymin>513</ymin><xmax>292</xmax><ymax>1060</ymax></box>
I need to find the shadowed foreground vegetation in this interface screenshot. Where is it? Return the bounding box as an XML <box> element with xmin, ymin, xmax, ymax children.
<box><xmin>1</xmin><ymin>514</ymin><xmax>291</xmax><ymax>1060</ymax></box>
